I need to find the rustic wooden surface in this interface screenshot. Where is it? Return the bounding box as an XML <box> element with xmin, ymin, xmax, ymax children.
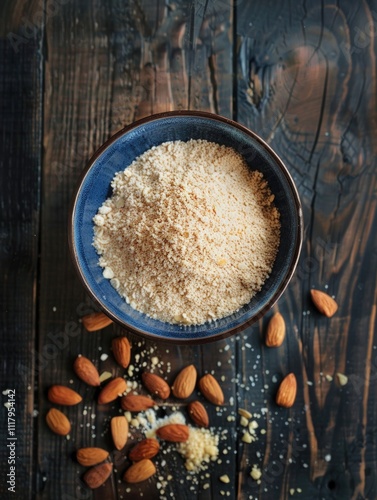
<box><xmin>1</xmin><ymin>0</ymin><xmax>377</xmax><ymax>499</ymax></box>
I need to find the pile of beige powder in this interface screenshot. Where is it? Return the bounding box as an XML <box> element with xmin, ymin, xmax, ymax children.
<box><xmin>93</xmin><ymin>139</ymin><xmax>280</xmax><ymax>325</ymax></box>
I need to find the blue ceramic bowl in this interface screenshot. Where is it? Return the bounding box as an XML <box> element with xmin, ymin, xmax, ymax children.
<box><xmin>69</xmin><ymin>111</ymin><xmax>303</xmax><ymax>343</ymax></box>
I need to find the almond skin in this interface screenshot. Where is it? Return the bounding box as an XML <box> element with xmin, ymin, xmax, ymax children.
<box><xmin>98</xmin><ymin>377</ymin><xmax>127</xmax><ymax>404</ymax></box>
<box><xmin>112</xmin><ymin>336</ymin><xmax>131</xmax><ymax>369</ymax></box>
<box><xmin>265</xmin><ymin>312</ymin><xmax>286</xmax><ymax>347</ymax></box>
<box><xmin>142</xmin><ymin>372</ymin><xmax>170</xmax><ymax>400</ymax></box>
<box><xmin>120</xmin><ymin>394</ymin><xmax>155</xmax><ymax>412</ymax></box>
<box><xmin>123</xmin><ymin>459</ymin><xmax>156</xmax><ymax>483</ymax></box>
<box><xmin>48</xmin><ymin>385</ymin><xmax>82</xmax><ymax>406</ymax></box>
<box><xmin>111</xmin><ymin>416</ymin><xmax>129</xmax><ymax>450</ymax></box>
<box><xmin>46</xmin><ymin>408</ymin><xmax>71</xmax><ymax>436</ymax></box>
<box><xmin>156</xmin><ymin>424</ymin><xmax>189</xmax><ymax>442</ymax></box>
<box><xmin>77</xmin><ymin>447</ymin><xmax>109</xmax><ymax>467</ymax></box>
<box><xmin>73</xmin><ymin>355</ymin><xmax>100</xmax><ymax>386</ymax></box>
<box><xmin>171</xmin><ymin>365</ymin><xmax>197</xmax><ymax>399</ymax></box>
<box><xmin>82</xmin><ymin>311</ymin><xmax>113</xmax><ymax>332</ymax></box>
<box><xmin>129</xmin><ymin>438</ymin><xmax>160</xmax><ymax>462</ymax></box>
<box><xmin>187</xmin><ymin>401</ymin><xmax>209</xmax><ymax>427</ymax></box>
<box><xmin>310</xmin><ymin>289</ymin><xmax>338</xmax><ymax>317</ymax></box>
<box><xmin>276</xmin><ymin>373</ymin><xmax>297</xmax><ymax>408</ymax></box>
<box><xmin>83</xmin><ymin>462</ymin><xmax>113</xmax><ymax>489</ymax></box>
<box><xmin>198</xmin><ymin>374</ymin><xmax>224</xmax><ymax>405</ymax></box>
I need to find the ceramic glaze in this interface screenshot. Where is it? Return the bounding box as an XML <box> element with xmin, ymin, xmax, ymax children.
<box><xmin>69</xmin><ymin>111</ymin><xmax>303</xmax><ymax>342</ymax></box>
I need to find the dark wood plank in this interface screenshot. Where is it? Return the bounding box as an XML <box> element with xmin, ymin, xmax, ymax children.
<box><xmin>0</xmin><ymin>1</ymin><xmax>44</xmax><ymax>498</ymax></box>
<box><xmin>133</xmin><ymin>0</ymin><xmax>233</xmax><ymax>120</ymax></box>
<box><xmin>236</xmin><ymin>1</ymin><xmax>377</xmax><ymax>498</ymax></box>
<box><xmin>37</xmin><ymin>1</ymin><xmax>235</xmax><ymax>499</ymax></box>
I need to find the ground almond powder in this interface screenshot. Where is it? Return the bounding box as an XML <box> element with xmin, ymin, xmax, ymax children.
<box><xmin>93</xmin><ymin>139</ymin><xmax>280</xmax><ymax>325</ymax></box>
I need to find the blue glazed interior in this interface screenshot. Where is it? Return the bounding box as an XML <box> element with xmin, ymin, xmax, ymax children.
<box><xmin>72</xmin><ymin>115</ymin><xmax>301</xmax><ymax>341</ymax></box>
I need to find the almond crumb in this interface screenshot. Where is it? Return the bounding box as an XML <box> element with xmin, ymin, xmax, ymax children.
<box><xmin>240</xmin><ymin>416</ymin><xmax>249</xmax><ymax>427</ymax></box>
<box><xmin>219</xmin><ymin>475</ymin><xmax>230</xmax><ymax>484</ymax></box>
<box><xmin>336</xmin><ymin>373</ymin><xmax>348</xmax><ymax>386</ymax></box>
<box><xmin>99</xmin><ymin>371</ymin><xmax>112</xmax><ymax>383</ymax></box>
<box><xmin>242</xmin><ymin>431</ymin><xmax>254</xmax><ymax>444</ymax></box>
<box><xmin>250</xmin><ymin>466</ymin><xmax>262</xmax><ymax>480</ymax></box>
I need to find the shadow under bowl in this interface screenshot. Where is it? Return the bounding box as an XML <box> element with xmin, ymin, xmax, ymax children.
<box><xmin>68</xmin><ymin>111</ymin><xmax>303</xmax><ymax>343</ymax></box>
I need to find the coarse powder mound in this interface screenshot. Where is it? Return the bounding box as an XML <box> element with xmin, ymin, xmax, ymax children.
<box><xmin>93</xmin><ymin>139</ymin><xmax>280</xmax><ymax>325</ymax></box>
<box><xmin>143</xmin><ymin>410</ymin><xmax>220</xmax><ymax>474</ymax></box>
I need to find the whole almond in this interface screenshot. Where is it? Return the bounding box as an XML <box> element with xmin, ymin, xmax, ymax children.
<box><xmin>171</xmin><ymin>365</ymin><xmax>197</xmax><ymax>399</ymax></box>
<box><xmin>156</xmin><ymin>424</ymin><xmax>189</xmax><ymax>442</ymax></box>
<box><xmin>111</xmin><ymin>416</ymin><xmax>129</xmax><ymax>450</ymax></box>
<box><xmin>120</xmin><ymin>394</ymin><xmax>155</xmax><ymax>412</ymax></box>
<box><xmin>129</xmin><ymin>438</ymin><xmax>160</xmax><ymax>462</ymax></box>
<box><xmin>276</xmin><ymin>373</ymin><xmax>297</xmax><ymax>408</ymax></box>
<box><xmin>77</xmin><ymin>447</ymin><xmax>109</xmax><ymax>467</ymax></box>
<box><xmin>265</xmin><ymin>312</ymin><xmax>286</xmax><ymax>347</ymax></box>
<box><xmin>73</xmin><ymin>355</ymin><xmax>100</xmax><ymax>386</ymax></box>
<box><xmin>112</xmin><ymin>336</ymin><xmax>131</xmax><ymax>369</ymax></box>
<box><xmin>98</xmin><ymin>377</ymin><xmax>127</xmax><ymax>404</ymax></box>
<box><xmin>142</xmin><ymin>372</ymin><xmax>170</xmax><ymax>400</ymax></box>
<box><xmin>123</xmin><ymin>458</ymin><xmax>156</xmax><ymax>483</ymax></box>
<box><xmin>187</xmin><ymin>401</ymin><xmax>209</xmax><ymax>427</ymax></box>
<box><xmin>83</xmin><ymin>462</ymin><xmax>113</xmax><ymax>489</ymax></box>
<box><xmin>82</xmin><ymin>311</ymin><xmax>113</xmax><ymax>332</ymax></box>
<box><xmin>198</xmin><ymin>374</ymin><xmax>224</xmax><ymax>405</ymax></box>
<box><xmin>310</xmin><ymin>290</ymin><xmax>338</xmax><ymax>317</ymax></box>
<box><xmin>48</xmin><ymin>385</ymin><xmax>82</xmax><ymax>406</ymax></box>
<box><xmin>46</xmin><ymin>408</ymin><xmax>71</xmax><ymax>436</ymax></box>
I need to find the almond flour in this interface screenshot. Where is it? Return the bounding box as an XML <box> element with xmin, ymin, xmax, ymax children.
<box><xmin>93</xmin><ymin>139</ymin><xmax>280</xmax><ymax>325</ymax></box>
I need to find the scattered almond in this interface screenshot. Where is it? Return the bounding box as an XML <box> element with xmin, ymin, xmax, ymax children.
<box><xmin>198</xmin><ymin>374</ymin><xmax>224</xmax><ymax>405</ymax></box>
<box><xmin>120</xmin><ymin>394</ymin><xmax>155</xmax><ymax>412</ymax></box>
<box><xmin>98</xmin><ymin>377</ymin><xmax>127</xmax><ymax>404</ymax></box>
<box><xmin>171</xmin><ymin>365</ymin><xmax>197</xmax><ymax>399</ymax></box>
<box><xmin>276</xmin><ymin>373</ymin><xmax>297</xmax><ymax>408</ymax></box>
<box><xmin>129</xmin><ymin>438</ymin><xmax>160</xmax><ymax>461</ymax></box>
<box><xmin>187</xmin><ymin>401</ymin><xmax>209</xmax><ymax>427</ymax></box>
<box><xmin>310</xmin><ymin>289</ymin><xmax>338</xmax><ymax>317</ymax></box>
<box><xmin>47</xmin><ymin>385</ymin><xmax>82</xmax><ymax>406</ymax></box>
<box><xmin>156</xmin><ymin>424</ymin><xmax>189</xmax><ymax>442</ymax></box>
<box><xmin>73</xmin><ymin>356</ymin><xmax>100</xmax><ymax>386</ymax></box>
<box><xmin>123</xmin><ymin>458</ymin><xmax>156</xmax><ymax>483</ymax></box>
<box><xmin>46</xmin><ymin>408</ymin><xmax>71</xmax><ymax>436</ymax></box>
<box><xmin>111</xmin><ymin>416</ymin><xmax>129</xmax><ymax>450</ymax></box>
<box><xmin>112</xmin><ymin>336</ymin><xmax>131</xmax><ymax>368</ymax></box>
<box><xmin>81</xmin><ymin>311</ymin><xmax>113</xmax><ymax>331</ymax></box>
<box><xmin>265</xmin><ymin>312</ymin><xmax>286</xmax><ymax>347</ymax></box>
<box><xmin>83</xmin><ymin>462</ymin><xmax>113</xmax><ymax>489</ymax></box>
<box><xmin>77</xmin><ymin>447</ymin><xmax>109</xmax><ymax>467</ymax></box>
<box><xmin>142</xmin><ymin>372</ymin><xmax>170</xmax><ymax>399</ymax></box>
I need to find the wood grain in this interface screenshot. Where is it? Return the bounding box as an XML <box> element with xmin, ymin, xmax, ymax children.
<box><xmin>0</xmin><ymin>1</ymin><xmax>44</xmax><ymax>497</ymax></box>
<box><xmin>37</xmin><ymin>1</ymin><xmax>235</xmax><ymax>499</ymax></box>
<box><xmin>237</xmin><ymin>0</ymin><xmax>377</xmax><ymax>498</ymax></box>
<box><xmin>2</xmin><ymin>0</ymin><xmax>377</xmax><ymax>499</ymax></box>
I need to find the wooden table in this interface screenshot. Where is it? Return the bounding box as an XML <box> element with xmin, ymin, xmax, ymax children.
<box><xmin>1</xmin><ymin>1</ymin><xmax>377</xmax><ymax>499</ymax></box>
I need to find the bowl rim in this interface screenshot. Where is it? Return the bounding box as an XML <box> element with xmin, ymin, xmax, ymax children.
<box><xmin>68</xmin><ymin>110</ymin><xmax>303</xmax><ymax>344</ymax></box>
